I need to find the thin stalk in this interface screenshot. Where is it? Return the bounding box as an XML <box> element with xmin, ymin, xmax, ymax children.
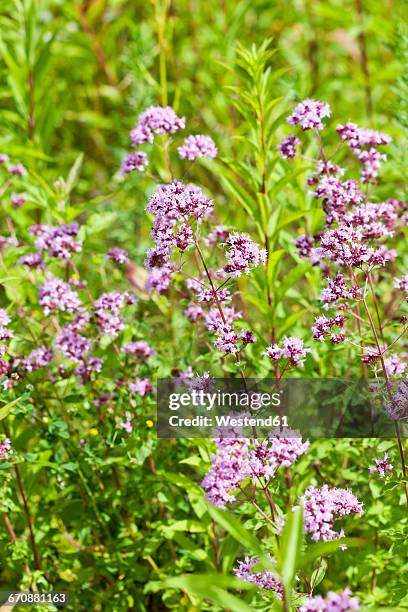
<box><xmin>355</xmin><ymin>0</ymin><xmax>373</xmax><ymax>118</ymax></box>
<box><xmin>14</xmin><ymin>464</ymin><xmax>41</xmax><ymax>570</ymax></box>
<box><xmin>361</xmin><ymin>295</ymin><xmax>408</xmax><ymax>508</ymax></box>
<box><xmin>211</xmin><ymin>521</ymin><xmax>221</xmax><ymax>574</ymax></box>
<box><xmin>2</xmin><ymin>421</ymin><xmax>41</xmax><ymax>569</ymax></box>
<box><xmin>153</xmin><ymin>0</ymin><xmax>169</xmax><ymax>106</ymax></box>
<box><xmin>2</xmin><ymin>513</ymin><xmax>17</xmax><ymax>544</ymax></box>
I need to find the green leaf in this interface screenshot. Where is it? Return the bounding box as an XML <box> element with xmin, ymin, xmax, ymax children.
<box><xmin>206</xmin><ymin>503</ymin><xmax>264</xmax><ymax>556</ymax></box>
<box><xmin>301</xmin><ymin>538</ymin><xmax>364</xmax><ymax>564</ymax></box>
<box><xmin>275</xmin><ymin>262</ymin><xmax>312</xmax><ymax>304</ymax></box>
<box><xmin>219</xmin><ymin>172</ymin><xmax>258</xmax><ymax>220</ymax></box>
<box><xmin>275</xmin><ymin>210</ymin><xmax>308</xmax><ymax>232</ymax></box>
<box><xmin>161</xmin><ymin>520</ymin><xmax>207</xmax><ymax>536</ymax></box>
<box><xmin>267</xmin><ymin>249</ymin><xmax>285</xmax><ymax>287</ymax></box>
<box><xmin>278</xmin><ymin>507</ymin><xmax>304</xmax><ymax>593</ymax></box>
<box><xmin>64</xmin><ymin>153</ymin><xmax>84</xmax><ymax>196</ymax></box>
<box><xmin>164</xmin><ymin>574</ymin><xmax>255</xmax><ymax>612</ymax></box>
<box><xmin>277</xmin><ymin>309</ymin><xmax>308</xmax><ymax>339</ymax></box>
<box><xmin>310</xmin><ymin>558</ymin><xmax>328</xmax><ymax>590</ymax></box>
<box><xmin>0</xmin><ymin>396</ymin><xmax>23</xmax><ymax>421</ymax></box>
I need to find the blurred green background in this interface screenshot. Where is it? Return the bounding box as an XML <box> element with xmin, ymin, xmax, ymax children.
<box><xmin>0</xmin><ymin>0</ymin><xmax>404</xmax><ymax>182</ymax></box>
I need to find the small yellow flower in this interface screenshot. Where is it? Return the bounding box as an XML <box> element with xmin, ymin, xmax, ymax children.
<box><xmin>89</xmin><ymin>428</ymin><xmax>99</xmax><ymax>436</ymax></box>
<box><xmin>146</xmin><ymin>420</ymin><xmax>154</xmax><ymax>428</ymax></box>
<box><xmin>71</xmin><ymin>273</ymin><xmax>79</xmax><ymax>281</ymax></box>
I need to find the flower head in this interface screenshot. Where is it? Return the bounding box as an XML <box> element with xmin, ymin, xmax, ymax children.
<box><xmin>368</xmin><ymin>452</ymin><xmax>393</xmax><ymax>478</ymax></box>
<box><xmin>0</xmin><ymin>438</ymin><xmax>13</xmax><ymax>461</ymax></box>
<box><xmin>178</xmin><ymin>135</ymin><xmax>217</xmax><ymax>160</ymax></box>
<box><xmin>30</xmin><ymin>223</ymin><xmax>82</xmax><ymax>260</ymax></box>
<box><xmin>130</xmin><ymin>105</ymin><xmax>185</xmax><ymax>145</ymax></box>
<box><xmin>39</xmin><ymin>277</ymin><xmax>82</xmax><ymax>315</ymax></box>
<box><xmin>219</xmin><ymin>232</ymin><xmax>267</xmax><ymax>278</ymax></box>
<box><xmin>11</xmin><ymin>193</ymin><xmax>26</xmax><ymax>208</ymax></box>
<box><xmin>23</xmin><ymin>346</ymin><xmax>53</xmax><ymax>372</ymax></box>
<box><xmin>264</xmin><ymin>336</ymin><xmax>311</xmax><ymax>367</ymax></box>
<box><xmin>201</xmin><ymin>436</ymin><xmax>250</xmax><ymax>507</ymax></box>
<box><xmin>8</xmin><ymin>163</ymin><xmax>26</xmax><ymax>176</ymax></box>
<box><xmin>278</xmin><ymin>134</ymin><xmax>300</xmax><ymax>159</ymax></box>
<box><xmin>234</xmin><ymin>556</ymin><xmax>283</xmax><ymax>597</ymax></box>
<box><xmin>288</xmin><ymin>99</ymin><xmax>331</xmax><ymax>130</ymax></box>
<box><xmin>301</xmin><ymin>484</ymin><xmax>363</xmax><ymax>542</ymax></box>
<box><xmin>121</xmin><ymin>340</ymin><xmax>155</xmax><ymax>360</ymax></box>
<box><xmin>121</xmin><ymin>151</ymin><xmax>148</xmax><ymax>174</ymax></box>
<box><xmin>146</xmin><ymin>263</ymin><xmax>176</xmax><ymax>294</ymax></box>
<box><xmin>300</xmin><ymin>588</ymin><xmax>360</xmax><ymax>612</ymax></box>
<box><xmin>106</xmin><ymin>247</ymin><xmax>129</xmax><ymax>264</ymax></box>
<box><xmin>129</xmin><ymin>377</ymin><xmax>153</xmax><ymax>396</ymax></box>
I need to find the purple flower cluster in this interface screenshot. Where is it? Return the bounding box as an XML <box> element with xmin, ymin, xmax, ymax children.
<box><xmin>0</xmin><ymin>310</ymin><xmax>13</xmax><ymax>369</ymax></box>
<box><xmin>129</xmin><ymin>377</ymin><xmax>153</xmax><ymax>396</ymax></box>
<box><xmin>287</xmin><ymin>99</ymin><xmax>331</xmax><ymax>130</ymax></box>
<box><xmin>30</xmin><ymin>223</ymin><xmax>82</xmax><ymax>259</ymax></box>
<box><xmin>145</xmin><ymin>180</ymin><xmax>213</xmax><ymax>270</ymax></box>
<box><xmin>312</xmin><ymin>313</ymin><xmax>346</xmax><ymax>344</ymax></box>
<box><xmin>342</xmin><ymin>200</ymin><xmax>402</xmax><ymax>240</ymax></box>
<box><xmin>395</xmin><ymin>275</ymin><xmax>408</xmax><ymax>294</ymax></box>
<box><xmin>234</xmin><ymin>556</ymin><xmax>283</xmax><ymax>597</ymax></box>
<box><xmin>319</xmin><ymin>226</ymin><xmax>396</xmax><ymax>269</ymax></box>
<box><xmin>384</xmin><ymin>354</ymin><xmax>406</xmax><ymax>376</ymax></box>
<box><xmin>122</xmin><ymin>105</ymin><xmax>185</xmax><ymax>175</ymax></box>
<box><xmin>204</xmin><ymin>226</ymin><xmax>230</xmax><ymax>247</ymax></box>
<box><xmin>18</xmin><ymin>252</ymin><xmax>44</xmax><ymax>269</ymax></box>
<box><xmin>386</xmin><ymin>379</ymin><xmax>408</xmax><ymax>420</ymax></box>
<box><xmin>219</xmin><ymin>232</ymin><xmax>267</xmax><ymax>278</ymax></box>
<box><xmin>214</xmin><ymin>323</ymin><xmax>240</xmax><ymax>354</ymax></box>
<box><xmin>144</xmin><ymin>179</ymin><xmax>214</xmax><ymax>293</ymax></box>
<box><xmin>74</xmin><ymin>357</ymin><xmax>103</xmax><ymax>384</ymax></box>
<box><xmin>197</xmin><ymin>287</ymin><xmax>231</xmax><ymax>304</ymax></box>
<box><xmin>121</xmin><ymin>151</ymin><xmax>148</xmax><ymax>174</ymax></box>
<box><xmin>11</xmin><ymin>193</ymin><xmax>26</xmax><ymax>208</ymax></box>
<box><xmin>300</xmin><ymin>588</ymin><xmax>360</xmax><ymax>612</ymax></box>
<box><xmin>94</xmin><ymin>291</ymin><xmax>133</xmax><ymax>338</ymax></box>
<box><xmin>204</xmin><ymin>306</ymin><xmax>242</xmax><ymax>354</ymax></box>
<box><xmin>184</xmin><ymin>304</ymin><xmax>204</xmax><ymax>321</ymax></box>
<box><xmin>23</xmin><ymin>346</ymin><xmax>53</xmax><ymax>372</ymax></box>
<box><xmin>312</xmin><ymin>177</ymin><xmax>365</xmax><ymax>222</ymax></box>
<box><xmin>56</xmin><ymin>327</ymin><xmax>91</xmax><ymax>363</ymax></box>
<box><xmin>336</xmin><ymin>123</ymin><xmax>391</xmax><ymax>150</ymax></box>
<box><xmin>0</xmin><ymin>309</ymin><xmax>11</xmax><ymax>327</ymax></box>
<box><xmin>368</xmin><ymin>452</ymin><xmax>393</xmax><ymax>478</ymax></box>
<box><xmin>122</xmin><ymin>340</ymin><xmax>155</xmax><ymax>360</ymax></box>
<box><xmin>39</xmin><ymin>277</ymin><xmax>82</xmax><ymax>315</ymax></box>
<box><xmin>202</xmin><ymin>431</ymin><xmax>309</xmax><ymax>507</ymax></box>
<box><xmin>0</xmin><ymin>438</ymin><xmax>13</xmax><ymax>460</ymax></box>
<box><xmin>146</xmin><ymin>262</ymin><xmax>176</xmax><ymax>295</ymax></box>
<box><xmin>320</xmin><ymin>273</ymin><xmax>360</xmax><ymax>308</ymax></box>
<box><xmin>301</xmin><ymin>484</ymin><xmax>363</xmax><ymax>542</ymax></box>
<box><xmin>264</xmin><ymin>336</ymin><xmax>311</xmax><ymax>367</ymax></box>
<box><xmin>337</xmin><ymin>122</ymin><xmax>391</xmax><ymax>183</ymax></box>
<box><xmin>201</xmin><ymin>435</ymin><xmax>250</xmax><ymax>508</ymax></box>
<box><xmin>130</xmin><ymin>106</ymin><xmax>185</xmax><ymax>145</ymax></box>
<box><xmin>278</xmin><ymin>134</ymin><xmax>300</xmax><ymax>159</ymax></box>
<box><xmin>147</xmin><ymin>180</ymin><xmax>213</xmax><ymax>227</ymax></box>
<box><xmin>106</xmin><ymin>247</ymin><xmax>129</xmax><ymax>264</ymax></box>
<box><xmin>8</xmin><ymin>163</ymin><xmax>26</xmax><ymax>176</ymax></box>
<box><xmin>178</xmin><ymin>135</ymin><xmax>217</xmax><ymax>160</ymax></box>
<box><xmin>248</xmin><ymin>434</ymin><xmax>309</xmax><ymax>480</ymax></box>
